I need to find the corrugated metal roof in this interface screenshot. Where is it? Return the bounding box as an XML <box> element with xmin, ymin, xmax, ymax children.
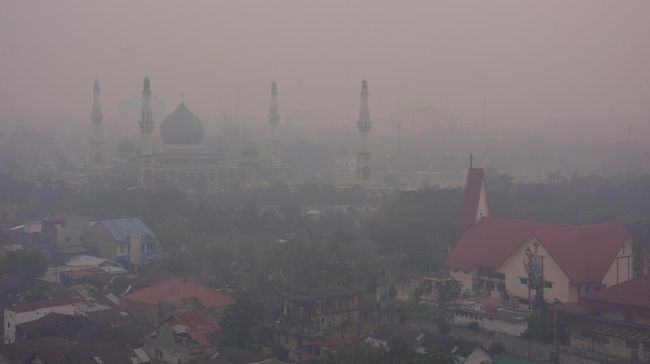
<box><xmin>99</xmin><ymin>218</ymin><xmax>156</xmax><ymax>242</ymax></box>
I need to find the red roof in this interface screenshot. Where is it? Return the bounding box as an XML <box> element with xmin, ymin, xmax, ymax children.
<box><xmin>172</xmin><ymin>310</ymin><xmax>220</xmax><ymax>345</ymax></box>
<box><xmin>446</xmin><ymin>216</ymin><xmax>565</xmax><ymax>270</ymax></box>
<box><xmin>533</xmin><ymin>222</ymin><xmax>629</xmax><ymax>283</ymax></box>
<box><xmin>580</xmin><ymin>274</ymin><xmax>650</xmax><ymax>312</ymax></box>
<box><xmin>124</xmin><ymin>276</ymin><xmax>234</xmax><ymax>308</ymax></box>
<box><xmin>458</xmin><ymin>168</ymin><xmax>489</xmax><ymax>236</ymax></box>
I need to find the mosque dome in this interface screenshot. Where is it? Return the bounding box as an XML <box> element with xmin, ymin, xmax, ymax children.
<box><xmin>160</xmin><ymin>102</ymin><xmax>204</xmax><ymax>145</ymax></box>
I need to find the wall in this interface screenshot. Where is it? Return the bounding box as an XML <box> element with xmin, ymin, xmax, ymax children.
<box><xmin>56</xmin><ymin>214</ymin><xmax>90</xmax><ymax>248</ymax></box>
<box><xmin>451</xmin><ymin>268</ymin><xmax>476</xmax><ymax>295</ymax></box>
<box><xmin>498</xmin><ymin>237</ymin><xmax>573</xmax><ymax>303</ymax></box>
<box><xmin>3</xmin><ymin>304</ymin><xmax>76</xmax><ymax>344</ymax></box>
<box><xmin>601</xmin><ymin>240</ymin><xmax>633</xmax><ymax>287</ymax></box>
<box><xmin>89</xmin><ymin>223</ymin><xmax>118</xmax><ymax>259</ymax></box>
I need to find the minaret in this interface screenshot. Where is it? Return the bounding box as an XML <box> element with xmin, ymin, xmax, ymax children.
<box><xmin>356</xmin><ymin>79</ymin><xmax>372</xmax><ymax>182</ymax></box>
<box><xmin>90</xmin><ymin>79</ymin><xmax>104</xmax><ymax>171</ymax></box>
<box><xmin>268</xmin><ymin>81</ymin><xmax>280</xmax><ymax>165</ymax></box>
<box><xmin>139</xmin><ymin>76</ymin><xmax>154</xmax><ymax>187</ymax></box>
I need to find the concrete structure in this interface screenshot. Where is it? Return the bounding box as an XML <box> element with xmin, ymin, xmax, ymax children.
<box><xmin>268</xmin><ymin>81</ymin><xmax>280</xmax><ymax>165</ymax></box>
<box><xmin>446</xmin><ymin>167</ymin><xmax>640</xmax><ymax>307</ymax></box>
<box><xmin>356</xmin><ymin>79</ymin><xmax>372</xmax><ymax>184</ymax></box>
<box><xmin>3</xmin><ymin>296</ymin><xmax>76</xmax><ymax>344</ymax></box>
<box><xmin>273</xmin><ymin>288</ymin><xmax>360</xmax><ymax>360</ymax></box>
<box><xmin>139</xmin><ymin>77</ymin><xmax>155</xmax><ymax>187</ymax></box>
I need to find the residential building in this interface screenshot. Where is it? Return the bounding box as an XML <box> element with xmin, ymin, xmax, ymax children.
<box><xmin>89</xmin><ymin>217</ymin><xmax>160</xmax><ymax>267</ymax></box>
<box><xmin>121</xmin><ymin>276</ymin><xmax>234</xmax><ymax>326</ymax></box>
<box><xmin>273</xmin><ymin>287</ymin><xmax>360</xmax><ymax>360</ymax></box>
<box><xmin>557</xmin><ymin>274</ymin><xmax>650</xmax><ymax>362</ymax></box>
<box><xmin>3</xmin><ymin>295</ymin><xmax>76</xmax><ymax>344</ymax></box>
<box><xmin>145</xmin><ymin>311</ymin><xmax>220</xmax><ymax>364</ymax></box>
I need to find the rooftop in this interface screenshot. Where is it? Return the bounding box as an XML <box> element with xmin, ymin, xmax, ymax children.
<box><xmin>123</xmin><ymin>276</ymin><xmax>234</xmax><ymax>308</ymax></box>
<box><xmin>99</xmin><ymin>218</ymin><xmax>156</xmax><ymax>242</ymax></box>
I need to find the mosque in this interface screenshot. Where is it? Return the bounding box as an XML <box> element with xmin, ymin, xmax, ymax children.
<box><xmin>83</xmin><ymin>77</ymin><xmax>372</xmax><ymax>193</ymax></box>
<box><xmin>87</xmin><ymin>77</ymin><xmax>262</xmax><ymax>193</ymax></box>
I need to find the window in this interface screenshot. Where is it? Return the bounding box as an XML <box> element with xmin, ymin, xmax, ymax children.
<box><xmin>544</xmin><ymin>281</ymin><xmax>553</xmax><ymax>289</ymax></box>
<box><xmin>594</xmin><ymin>336</ymin><xmax>610</xmax><ymax>345</ymax></box>
<box><xmin>626</xmin><ymin>340</ymin><xmax>638</xmax><ymax>349</ymax></box>
<box><xmin>520</xmin><ymin>277</ymin><xmax>528</xmax><ymax>285</ymax></box>
<box><xmin>155</xmin><ymin>349</ymin><xmax>162</xmax><ymax>359</ymax></box>
<box><xmin>642</xmin><ymin>342</ymin><xmax>650</xmax><ymax>352</ymax></box>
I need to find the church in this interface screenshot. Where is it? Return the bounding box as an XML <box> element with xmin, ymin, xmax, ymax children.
<box><xmin>446</xmin><ymin>167</ymin><xmax>643</xmax><ymax>307</ymax></box>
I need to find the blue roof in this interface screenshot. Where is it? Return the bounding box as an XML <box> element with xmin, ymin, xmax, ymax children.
<box><xmin>99</xmin><ymin>218</ymin><xmax>156</xmax><ymax>242</ymax></box>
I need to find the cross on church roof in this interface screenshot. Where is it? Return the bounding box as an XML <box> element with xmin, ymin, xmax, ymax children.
<box><xmin>469</xmin><ymin>154</ymin><xmax>474</xmax><ymax>169</ymax></box>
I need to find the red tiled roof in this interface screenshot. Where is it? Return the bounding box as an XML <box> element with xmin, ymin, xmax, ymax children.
<box><xmin>173</xmin><ymin>310</ymin><xmax>220</xmax><ymax>345</ymax></box>
<box><xmin>458</xmin><ymin>168</ymin><xmax>489</xmax><ymax>236</ymax></box>
<box><xmin>446</xmin><ymin>216</ymin><xmax>565</xmax><ymax>270</ymax></box>
<box><xmin>581</xmin><ymin>274</ymin><xmax>650</xmax><ymax>311</ymax></box>
<box><xmin>124</xmin><ymin>276</ymin><xmax>234</xmax><ymax>308</ymax></box>
<box><xmin>533</xmin><ymin>222</ymin><xmax>629</xmax><ymax>283</ymax></box>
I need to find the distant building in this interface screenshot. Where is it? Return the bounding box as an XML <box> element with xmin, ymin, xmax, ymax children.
<box><xmin>88</xmin><ymin>217</ymin><xmax>160</xmax><ymax>267</ymax></box>
<box><xmin>446</xmin><ymin>167</ymin><xmax>641</xmax><ymax>306</ymax></box>
<box><xmin>121</xmin><ymin>276</ymin><xmax>234</xmax><ymax>326</ymax></box>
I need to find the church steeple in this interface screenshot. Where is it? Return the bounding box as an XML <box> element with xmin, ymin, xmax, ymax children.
<box><xmin>268</xmin><ymin>81</ymin><xmax>280</xmax><ymax>164</ymax></box>
<box><xmin>139</xmin><ymin>76</ymin><xmax>154</xmax><ymax>186</ymax></box>
<box><xmin>356</xmin><ymin>79</ymin><xmax>372</xmax><ymax>182</ymax></box>
<box><xmin>90</xmin><ymin>79</ymin><xmax>104</xmax><ymax>170</ymax></box>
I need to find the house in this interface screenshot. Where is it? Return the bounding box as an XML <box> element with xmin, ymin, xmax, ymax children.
<box><xmin>463</xmin><ymin>345</ymin><xmax>494</xmax><ymax>364</ymax></box>
<box><xmin>121</xmin><ymin>276</ymin><xmax>235</xmax><ymax>326</ymax></box>
<box><xmin>42</xmin><ymin>212</ymin><xmax>91</xmax><ymax>251</ymax></box>
<box><xmin>556</xmin><ymin>274</ymin><xmax>650</xmax><ymax>362</ymax></box>
<box><xmin>3</xmin><ymin>295</ymin><xmax>77</xmax><ymax>344</ymax></box>
<box><xmin>272</xmin><ymin>287</ymin><xmax>361</xmax><ymax>361</ymax></box>
<box><xmin>89</xmin><ymin>217</ymin><xmax>160</xmax><ymax>267</ymax></box>
<box><xmin>145</xmin><ymin>310</ymin><xmax>221</xmax><ymax>364</ymax></box>
<box><xmin>40</xmin><ymin>254</ymin><xmax>127</xmax><ymax>284</ymax></box>
<box><xmin>446</xmin><ymin>168</ymin><xmax>640</xmax><ymax>306</ymax></box>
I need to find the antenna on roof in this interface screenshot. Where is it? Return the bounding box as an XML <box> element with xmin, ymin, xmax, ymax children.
<box><xmin>469</xmin><ymin>153</ymin><xmax>474</xmax><ymax>169</ymax></box>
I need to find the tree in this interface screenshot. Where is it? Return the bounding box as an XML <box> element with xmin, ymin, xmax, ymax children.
<box><xmin>1</xmin><ymin>250</ymin><xmax>46</xmax><ymax>286</ymax></box>
<box><xmin>219</xmin><ymin>294</ymin><xmax>263</xmax><ymax>349</ymax></box>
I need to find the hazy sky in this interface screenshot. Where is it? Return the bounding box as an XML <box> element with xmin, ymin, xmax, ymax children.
<box><xmin>1</xmin><ymin>0</ymin><xmax>649</xmax><ymax>137</ymax></box>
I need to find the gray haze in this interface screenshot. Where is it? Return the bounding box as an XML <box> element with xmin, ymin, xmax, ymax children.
<box><xmin>1</xmin><ymin>0</ymin><xmax>650</xmax><ymax>179</ymax></box>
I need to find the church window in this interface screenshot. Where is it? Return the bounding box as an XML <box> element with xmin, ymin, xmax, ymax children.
<box><xmin>544</xmin><ymin>281</ymin><xmax>553</xmax><ymax>289</ymax></box>
<box><xmin>520</xmin><ymin>277</ymin><xmax>528</xmax><ymax>285</ymax></box>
